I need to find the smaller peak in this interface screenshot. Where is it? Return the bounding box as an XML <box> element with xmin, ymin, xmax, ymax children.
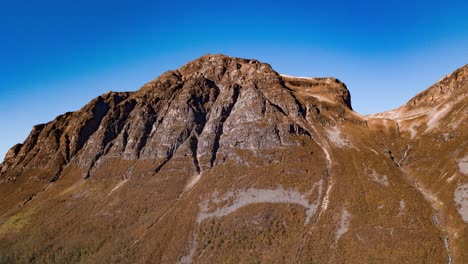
<box><xmin>280</xmin><ymin>74</ymin><xmax>345</xmax><ymax>85</ymax></box>
<box><xmin>373</xmin><ymin>64</ymin><xmax>468</xmax><ymax>119</ymax></box>
<box><xmin>406</xmin><ymin>64</ymin><xmax>468</xmax><ymax>109</ymax></box>
<box><xmin>281</xmin><ymin>74</ymin><xmax>352</xmax><ymax>110</ymax></box>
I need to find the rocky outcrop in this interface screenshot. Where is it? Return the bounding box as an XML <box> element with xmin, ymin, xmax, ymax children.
<box><xmin>0</xmin><ymin>91</ymin><xmax>130</xmax><ymax>182</ymax></box>
<box><xmin>406</xmin><ymin>64</ymin><xmax>468</xmax><ymax>109</ymax></box>
<box><xmin>1</xmin><ymin>54</ymin><xmax>354</xmax><ymax>181</ymax></box>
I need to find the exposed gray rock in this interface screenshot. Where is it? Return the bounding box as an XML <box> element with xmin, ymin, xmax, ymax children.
<box><xmin>1</xmin><ymin>54</ymin><xmax>353</xmax><ymax>180</ymax></box>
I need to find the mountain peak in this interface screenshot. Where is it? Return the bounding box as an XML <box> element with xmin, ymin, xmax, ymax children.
<box><xmin>1</xmin><ymin>54</ymin><xmax>355</xmax><ymax>182</ymax></box>
<box><xmin>141</xmin><ymin>54</ymin><xmax>352</xmax><ymax>111</ymax></box>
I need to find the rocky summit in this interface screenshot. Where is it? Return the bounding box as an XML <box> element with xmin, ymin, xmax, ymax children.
<box><xmin>0</xmin><ymin>54</ymin><xmax>467</xmax><ymax>263</ymax></box>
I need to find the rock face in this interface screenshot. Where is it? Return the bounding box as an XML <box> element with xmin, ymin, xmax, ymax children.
<box><xmin>0</xmin><ymin>54</ymin><xmax>467</xmax><ymax>263</ymax></box>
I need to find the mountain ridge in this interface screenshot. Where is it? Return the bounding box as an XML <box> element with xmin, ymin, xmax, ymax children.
<box><xmin>3</xmin><ymin>54</ymin><xmax>465</xmax><ymax>168</ymax></box>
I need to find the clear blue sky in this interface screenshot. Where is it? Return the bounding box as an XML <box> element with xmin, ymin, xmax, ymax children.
<box><xmin>1</xmin><ymin>0</ymin><xmax>467</xmax><ymax>159</ymax></box>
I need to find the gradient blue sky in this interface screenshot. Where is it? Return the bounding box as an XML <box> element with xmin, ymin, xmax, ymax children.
<box><xmin>1</xmin><ymin>0</ymin><xmax>467</xmax><ymax>159</ymax></box>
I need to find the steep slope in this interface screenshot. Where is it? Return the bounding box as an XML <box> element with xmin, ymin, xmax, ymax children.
<box><xmin>0</xmin><ymin>55</ymin><xmax>466</xmax><ymax>263</ymax></box>
<box><xmin>369</xmin><ymin>64</ymin><xmax>468</xmax><ymax>262</ymax></box>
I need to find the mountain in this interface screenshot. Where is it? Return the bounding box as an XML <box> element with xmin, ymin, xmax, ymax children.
<box><xmin>0</xmin><ymin>54</ymin><xmax>466</xmax><ymax>263</ymax></box>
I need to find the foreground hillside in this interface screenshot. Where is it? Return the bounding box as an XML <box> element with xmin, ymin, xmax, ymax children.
<box><xmin>0</xmin><ymin>55</ymin><xmax>466</xmax><ymax>263</ymax></box>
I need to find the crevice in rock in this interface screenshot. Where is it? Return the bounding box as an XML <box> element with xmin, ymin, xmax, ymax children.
<box><xmin>155</xmin><ymin>128</ymin><xmax>192</xmax><ymax>174</ymax></box>
<box><xmin>256</xmin><ymin>83</ymin><xmax>311</xmax><ymax>139</ymax></box>
<box><xmin>73</xmin><ymin>97</ymin><xmax>113</xmax><ymax>157</ymax></box>
<box><xmin>268</xmin><ymin>100</ymin><xmax>313</xmax><ymax>141</ymax></box>
<box><xmin>154</xmin><ymin>158</ymin><xmax>169</xmax><ymax>174</ymax></box>
<box><xmin>23</xmin><ymin>144</ymin><xmax>45</xmax><ymax>169</ymax></box>
<box><xmin>210</xmin><ymin>84</ymin><xmax>240</xmax><ymax>167</ymax></box>
<box><xmin>63</xmin><ymin>134</ymin><xmax>71</xmax><ymax>162</ymax></box>
<box><xmin>289</xmin><ymin>123</ymin><xmax>312</xmax><ymax>138</ymax></box>
<box><xmin>140</xmin><ymin>82</ymin><xmax>185</xmax><ymax>157</ymax></box>
<box><xmin>122</xmin><ymin>127</ymin><xmax>129</xmax><ymax>150</ymax></box>
<box><xmin>150</xmin><ymin>82</ymin><xmax>201</xmax><ymax>172</ymax></box>
<box><xmin>273</xmin><ymin>123</ymin><xmax>283</xmax><ymax>145</ymax></box>
<box><xmin>386</xmin><ymin>149</ymin><xmax>400</xmax><ymax>168</ymax></box>
<box><xmin>101</xmin><ymin>101</ymin><xmax>137</xmax><ymax>149</ymax></box>
<box><xmin>137</xmin><ymin>106</ymin><xmax>157</xmax><ymax>159</ymax></box>
<box><xmin>253</xmin><ymin>82</ymin><xmax>288</xmax><ymax>117</ymax></box>
<box><xmin>85</xmin><ymin>156</ymin><xmax>99</xmax><ymax>179</ymax></box>
<box><xmin>49</xmin><ymin>169</ymin><xmax>61</xmax><ymax>183</ymax></box>
<box><xmin>269</xmin><ymin>102</ymin><xmax>287</xmax><ymax>116</ymax></box>
<box><xmin>189</xmin><ymin>136</ymin><xmax>201</xmax><ymax>174</ymax></box>
<box><xmin>292</xmin><ymin>95</ymin><xmax>307</xmax><ymax>119</ymax></box>
<box><xmin>284</xmin><ymin>89</ymin><xmax>307</xmax><ymax>119</ymax></box>
<box><xmin>85</xmin><ymin>100</ymin><xmax>137</xmax><ymax>178</ymax></box>
<box><xmin>22</xmin><ymin>193</ymin><xmax>36</xmax><ymax>206</ymax></box>
<box><xmin>188</xmin><ymin>103</ymin><xmax>210</xmax><ymax>174</ymax></box>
